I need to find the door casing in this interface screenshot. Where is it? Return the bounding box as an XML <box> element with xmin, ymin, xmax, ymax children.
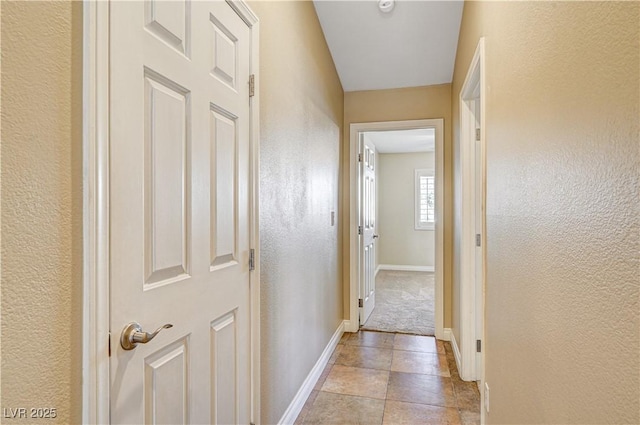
<box><xmin>81</xmin><ymin>1</ymin><xmax>261</xmax><ymax>422</ymax></box>
<box><xmin>458</xmin><ymin>37</ymin><xmax>486</xmax><ymax>417</ymax></box>
<box><xmin>348</xmin><ymin>119</ymin><xmax>445</xmax><ymax>339</ymax></box>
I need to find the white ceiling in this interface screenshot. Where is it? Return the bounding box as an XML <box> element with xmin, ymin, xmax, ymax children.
<box><xmin>313</xmin><ymin>0</ymin><xmax>464</xmax><ymax>92</ymax></box>
<box><xmin>365</xmin><ymin>128</ymin><xmax>435</xmax><ymax>153</ymax></box>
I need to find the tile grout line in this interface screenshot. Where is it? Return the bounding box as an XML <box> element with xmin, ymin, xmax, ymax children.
<box><xmin>380</xmin><ymin>348</ymin><xmax>396</xmax><ymax>425</ymax></box>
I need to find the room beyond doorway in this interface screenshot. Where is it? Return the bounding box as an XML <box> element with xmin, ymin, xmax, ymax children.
<box><xmin>361</xmin><ymin>270</ymin><xmax>435</xmax><ymax>335</ymax></box>
<box><xmin>348</xmin><ymin>119</ymin><xmax>444</xmax><ymax>338</ymax></box>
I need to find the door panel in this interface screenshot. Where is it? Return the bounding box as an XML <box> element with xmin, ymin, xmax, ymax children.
<box><xmin>210</xmin><ymin>310</ymin><xmax>238</xmax><ymax>425</ymax></box>
<box><xmin>109</xmin><ymin>1</ymin><xmax>252</xmax><ymax>423</ymax></box>
<box><xmin>143</xmin><ymin>71</ymin><xmax>190</xmax><ymax>286</ymax></box>
<box><xmin>210</xmin><ymin>14</ymin><xmax>238</xmax><ymax>89</ymax></box>
<box><xmin>145</xmin><ymin>0</ymin><xmax>190</xmax><ymax>57</ymax></box>
<box><xmin>359</xmin><ymin>135</ymin><xmax>377</xmax><ymax>324</ymax></box>
<box><xmin>144</xmin><ymin>337</ymin><xmax>190</xmax><ymax>424</ymax></box>
<box><xmin>210</xmin><ymin>106</ymin><xmax>238</xmax><ymax>269</ymax></box>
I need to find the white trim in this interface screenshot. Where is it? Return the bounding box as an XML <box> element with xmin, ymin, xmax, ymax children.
<box><xmin>82</xmin><ymin>1</ymin><xmax>110</xmax><ymax>422</ymax></box>
<box><xmin>342</xmin><ymin>320</ymin><xmax>356</xmax><ymax>333</ymax></box>
<box><xmin>278</xmin><ymin>321</ymin><xmax>346</xmax><ymax>425</ymax></box>
<box><xmin>375</xmin><ymin>264</ymin><xmax>381</xmax><ymax>276</ymax></box>
<box><xmin>82</xmin><ymin>2</ymin><xmax>261</xmax><ymax>423</ymax></box>
<box><xmin>378</xmin><ymin>264</ymin><xmax>435</xmax><ymax>273</ymax></box>
<box><xmin>240</xmin><ymin>2</ymin><xmax>261</xmax><ymax>423</ymax></box>
<box><xmin>227</xmin><ymin>0</ymin><xmax>259</xmax><ymax>27</ymax></box>
<box><xmin>349</xmin><ymin>120</ymin><xmax>445</xmax><ymax>338</ymax></box>
<box><xmin>458</xmin><ymin>37</ymin><xmax>486</xmax><ymax>383</ymax></box>
<box><xmin>441</xmin><ymin>327</ymin><xmax>452</xmax><ymax>342</ymax></box>
<box><xmin>450</xmin><ymin>329</ymin><xmax>463</xmax><ymax>375</ymax></box>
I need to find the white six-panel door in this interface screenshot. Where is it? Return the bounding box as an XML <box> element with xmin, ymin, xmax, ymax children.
<box><xmin>359</xmin><ymin>135</ymin><xmax>377</xmax><ymax>325</ymax></box>
<box><xmin>109</xmin><ymin>1</ymin><xmax>252</xmax><ymax>423</ymax></box>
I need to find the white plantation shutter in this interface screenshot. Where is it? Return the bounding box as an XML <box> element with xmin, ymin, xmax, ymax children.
<box><xmin>415</xmin><ymin>169</ymin><xmax>435</xmax><ymax>230</ymax></box>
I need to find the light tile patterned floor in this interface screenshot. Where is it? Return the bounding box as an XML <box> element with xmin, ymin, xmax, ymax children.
<box><xmin>295</xmin><ymin>331</ymin><xmax>480</xmax><ymax>425</ymax></box>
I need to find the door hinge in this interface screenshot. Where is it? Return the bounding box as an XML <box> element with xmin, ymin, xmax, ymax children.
<box><xmin>476</xmin><ymin>233</ymin><xmax>481</xmax><ymax>247</ymax></box>
<box><xmin>249</xmin><ymin>74</ymin><xmax>255</xmax><ymax>98</ymax></box>
<box><xmin>249</xmin><ymin>248</ymin><xmax>255</xmax><ymax>271</ymax></box>
<box><xmin>358</xmin><ymin>298</ymin><xmax>363</xmax><ymax>308</ymax></box>
<box><xmin>358</xmin><ymin>153</ymin><xmax>362</xmax><ymax>162</ymax></box>
<box><xmin>476</xmin><ymin>339</ymin><xmax>482</xmax><ymax>353</ymax></box>
<box><xmin>108</xmin><ymin>332</ymin><xmax>112</xmax><ymax>357</ymax></box>
<box><xmin>358</xmin><ymin>225</ymin><xmax>363</xmax><ymax>235</ymax></box>
<box><xmin>475</xmin><ymin>128</ymin><xmax>481</xmax><ymax>141</ymax></box>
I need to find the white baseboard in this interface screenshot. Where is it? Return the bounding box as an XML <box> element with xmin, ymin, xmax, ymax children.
<box><xmin>375</xmin><ymin>264</ymin><xmax>381</xmax><ymax>276</ymax></box>
<box><xmin>440</xmin><ymin>327</ymin><xmax>452</xmax><ymax>342</ymax></box>
<box><xmin>343</xmin><ymin>319</ymin><xmax>358</xmax><ymax>333</ymax></box>
<box><xmin>378</xmin><ymin>264</ymin><xmax>435</xmax><ymax>272</ymax></box>
<box><xmin>278</xmin><ymin>320</ymin><xmax>346</xmax><ymax>425</ymax></box>
<box><xmin>450</xmin><ymin>329</ymin><xmax>463</xmax><ymax>377</ymax></box>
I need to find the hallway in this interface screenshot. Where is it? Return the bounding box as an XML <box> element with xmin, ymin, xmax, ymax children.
<box><xmin>295</xmin><ymin>331</ymin><xmax>480</xmax><ymax>424</ymax></box>
<box><xmin>2</xmin><ymin>1</ymin><xmax>637</xmax><ymax>423</ymax></box>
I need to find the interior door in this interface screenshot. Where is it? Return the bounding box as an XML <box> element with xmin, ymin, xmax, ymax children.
<box><xmin>359</xmin><ymin>134</ymin><xmax>377</xmax><ymax>325</ymax></box>
<box><xmin>109</xmin><ymin>1</ymin><xmax>253</xmax><ymax>423</ymax></box>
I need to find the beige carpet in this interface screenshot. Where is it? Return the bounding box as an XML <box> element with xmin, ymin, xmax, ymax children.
<box><xmin>361</xmin><ymin>270</ymin><xmax>435</xmax><ymax>336</ymax></box>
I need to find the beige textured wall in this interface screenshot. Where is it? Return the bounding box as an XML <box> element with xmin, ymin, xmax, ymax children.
<box><xmin>378</xmin><ymin>152</ymin><xmax>435</xmax><ymax>267</ymax></box>
<box><xmin>1</xmin><ymin>2</ymin><xmax>83</xmax><ymax>424</ymax></box>
<box><xmin>343</xmin><ymin>85</ymin><xmax>453</xmax><ymax>327</ymax></box>
<box><xmin>452</xmin><ymin>2</ymin><xmax>639</xmax><ymax>423</ymax></box>
<box><xmin>248</xmin><ymin>2</ymin><xmax>344</xmax><ymax>424</ymax></box>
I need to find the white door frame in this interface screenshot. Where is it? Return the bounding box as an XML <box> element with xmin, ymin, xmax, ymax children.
<box><xmin>347</xmin><ymin>119</ymin><xmax>445</xmax><ymax>339</ymax></box>
<box><xmin>81</xmin><ymin>2</ymin><xmax>261</xmax><ymax>423</ymax></box>
<box><xmin>458</xmin><ymin>37</ymin><xmax>486</xmax><ymax>384</ymax></box>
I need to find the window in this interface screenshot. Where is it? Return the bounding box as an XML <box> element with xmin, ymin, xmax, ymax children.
<box><xmin>415</xmin><ymin>169</ymin><xmax>435</xmax><ymax>230</ymax></box>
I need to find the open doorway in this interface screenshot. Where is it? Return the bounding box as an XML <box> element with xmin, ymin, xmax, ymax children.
<box><xmin>348</xmin><ymin>119</ymin><xmax>444</xmax><ymax>338</ymax></box>
<box><xmin>361</xmin><ymin>129</ymin><xmax>436</xmax><ymax>335</ymax></box>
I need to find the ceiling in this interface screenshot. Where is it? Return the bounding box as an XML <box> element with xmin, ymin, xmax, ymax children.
<box><xmin>313</xmin><ymin>0</ymin><xmax>464</xmax><ymax>92</ymax></box>
<box><xmin>365</xmin><ymin>128</ymin><xmax>435</xmax><ymax>153</ymax></box>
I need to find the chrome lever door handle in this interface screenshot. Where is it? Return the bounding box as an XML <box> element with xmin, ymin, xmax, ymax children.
<box><xmin>120</xmin><ymin>322</ymin><xmax>173</xmax><ymax>351</ymax></box>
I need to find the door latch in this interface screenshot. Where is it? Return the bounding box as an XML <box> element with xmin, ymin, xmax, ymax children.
<box><xmin>120</xmin><ymin>322</ymin><xmax>173</xmax><ymax>351</ymax></box>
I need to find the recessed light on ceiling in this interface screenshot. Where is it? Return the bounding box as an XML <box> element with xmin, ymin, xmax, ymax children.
<box><xmin>378</xmin><ymin>0</ymin><xmax>395</xmax><ymax>13</ymax></box>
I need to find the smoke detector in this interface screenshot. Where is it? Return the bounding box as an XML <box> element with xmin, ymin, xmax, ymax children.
<box><xmin>378</xmin><ymin>0</ymin><xmax>395</xmax><ymax>13</ymax></box>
